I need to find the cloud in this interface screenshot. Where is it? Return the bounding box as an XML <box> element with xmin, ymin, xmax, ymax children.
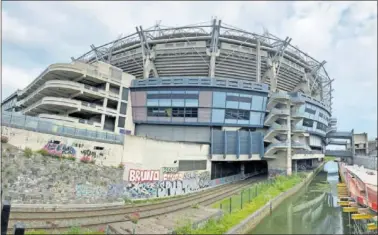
<box><xmin>2</xmin><ymin>1</ymin><xmax>377</xmax><ymax>137</ymax></box>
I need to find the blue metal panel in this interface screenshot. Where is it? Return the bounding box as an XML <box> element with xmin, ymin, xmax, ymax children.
<box><xmin>249</xmin><ymin>131</ymin><xmax>252</xmax><ymax>159</ymax></box>
<box><xmin>224</xmin><ymin>131</ymin><xmax>227</xmax><ymax>159</ymax></box>
<box><xmin>236</xmin><ymin>131</ymin><xmax>240</xmax><ymax>159</ymax></box>
<box><xmin>260</xmin><ymin>132</ymin><xmax>264</xmax><ymax>158</ymax></box>
<box><xmin>210</xmin><ymin>128</ymin><xmax>214</xmax><ymax>157</ymax></box>
<box><xmin>239</xmin><ymin>131</ymin><xmax>249</xmax><ymax>155</ymax></box>
<box><xmin>134</xmin><ymin>120</ymin><xmax>264</xmax><ymax>128</ymax></box>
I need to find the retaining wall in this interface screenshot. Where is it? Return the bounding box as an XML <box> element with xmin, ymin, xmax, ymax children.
<box><xmin>225</xmin><ymin>163</ymin><xmax>325</xmax><ymax>234</ymax></box>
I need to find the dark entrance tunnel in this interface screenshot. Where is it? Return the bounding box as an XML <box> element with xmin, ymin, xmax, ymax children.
<box><xmin>211</xmin><ymin>160</ymin><xmax>268</xmax><ymax>180</ymax></box>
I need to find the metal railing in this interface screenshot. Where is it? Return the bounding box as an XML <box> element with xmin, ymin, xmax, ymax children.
<box><xmin>1</xmin><ymin>112</ymin><xmax>124</xmax><ymax>144</ymax></box>
<box><xmin>2</xmin><ymin>200</ymin><xmax>25</xmax><ymax>235</ymax></box>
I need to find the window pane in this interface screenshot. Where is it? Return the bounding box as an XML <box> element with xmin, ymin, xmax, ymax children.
<box><xmin>121</xmin><ymin>88</ymin><xmax>129</xmax><ymax>101</ymax></box>
<box><xmin>249</xmin><ymin>112</ymin><xmax>261</xmax><ymax>125</ymax></box>
<box><xmin>251</xmin><ymin>96</ymin><xmax>264</xmax><ymax>111</ymax></box>
<box><xmin>239</xmin><ymin>102</ymin><xmax>250</xmax><ymax>110</ymax></box>
<box><xmin>303</xmin><ymin>118</ymin><xmax>314</xmax><ymax>127</ymax></box>
<box><xmin>120</xmin><ymin>102</ymin><xmax>127</xmax><ymax>115</ymax></box>
<box><xmin>212</xmin><ymin>109</ymin><xmax>225</xmax><ymax>123</ymax></box>
<box><xmin>185</xmin><ymin>99</ymin><xmax>199</xmax><ymax>107</ymax></box>
<box><xmin>159</xmin><ymin>99</ymin><xmax>171</xmax><ymax>106</ymax></box>
<box><xmin>225</xmin><ymin>119</ymin><xmax>237</xmax><ymax>124</ymax></box>
<box><xmin>213</xmin><ymin>92</ymin><xmax>226</xmax><ymax>108</ymax></box>
<box><xmin>118</xmin><ymin>117</ymin><xmax>125</xmax><ymax>128</ymax></box>
<box><xmin>147</xmin><ymin>99</ymin><xmax>159</xmax><ymax>106</ymax></box>
<box><xmin>226</xmin><ymin>101</ymin><xmax>239</xmax><ymax>109</ymax></box>
<box><xmin>186</xmin><ymin>91</ymin><xmax>199</xmax><ymax>94</ymax></box>
<box><xmin>172</xmin><ymin>99</ymin><xmax>185</xmax><ymax>107</ymax></box>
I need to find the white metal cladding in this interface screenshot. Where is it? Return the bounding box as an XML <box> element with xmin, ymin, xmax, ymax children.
<box><xmin>73</xmin><ymin>20</ymin><xmax>333</xmax><ymax>111</ymax></box>
<box><xmin>309</xmin><ymin>135</ymin><xmax>322</xmax><ymax>147</ymax></box>
<box><xmin>135</xmin><ymin>124</ymin><xmax>211</xmax><ymax>143</ymax></box>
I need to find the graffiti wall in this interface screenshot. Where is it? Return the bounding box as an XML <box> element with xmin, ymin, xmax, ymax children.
<box><xmin>1</xmin><ymin>126</ymin><xmax>123</xmax><ymax>166</ymax></box>
<box><xmin>76</xmin><ymin>168</ymin><xmax>214</xmax><ymax>200</ymax></box>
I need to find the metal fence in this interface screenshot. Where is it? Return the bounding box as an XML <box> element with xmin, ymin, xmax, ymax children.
<box><xmin>217</xmin><ymin>178</ymin><xmax>276</xmax><ymax>214</ymax></box>
<box><xmin>2</xmin><ymin>201</ymin><xmax>25</xmax><ymax>235</ymax></box>
<box><xmin>354</xmin><ymin>155</ymin><xmax>378</xmax><ymax>170</ymax></box>
<box><xmin>1</xmin><ymin>112</ymin><xmax>124</xmax><ymax>144</ymax></box>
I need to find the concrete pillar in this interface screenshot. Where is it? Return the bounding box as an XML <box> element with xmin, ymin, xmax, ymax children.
<box><xmin>100</xmin><ymin>114</ymin><xmax>106</xmax><ymax>130</ymax></box>
<box><xmin>256</xmin><ymin>40</ymin><xmax>261</xmax><ymax>82</ymax></box>
<box><xmin>287</xmin><ymin>101</ymin><xmax>292</xmax><ymax>176</ymax></box>
<box><xmin>241</xmin><ymin>162</ymin><xmax>245</xmax><ymax>179</ymax></box>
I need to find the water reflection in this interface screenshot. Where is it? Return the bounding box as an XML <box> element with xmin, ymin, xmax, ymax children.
<box><xmin>250</xmin><ymin>164</ymin><xmax>349</xmax><ymax>234</ymax></box>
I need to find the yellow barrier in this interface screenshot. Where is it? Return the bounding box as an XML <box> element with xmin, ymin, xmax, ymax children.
<box><xmin>367</xmin><ymin>223</ymin><xmax>377</xmax><ymax>231</ymax></box>
<box><xmin>338</xmin><ymin>201</ymin><xmax>350</xmax><ymax>206</ymax></box>
<box><xmin>343</xmin><ymin>207</ymin><xmax>358</xmax><ymax>213</ymax></box>
<box><xmin>351</xmin><ymin>214</ymin><xmax>374</xmax><ymax>220</ymax></box>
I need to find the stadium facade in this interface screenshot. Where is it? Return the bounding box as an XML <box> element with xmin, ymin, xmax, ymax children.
<box><xmin>2</xmin><ymin>20</ymin><xmax>354</xmax><ymax>176</ymax></box>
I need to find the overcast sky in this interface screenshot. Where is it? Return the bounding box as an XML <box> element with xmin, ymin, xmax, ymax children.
<box><xmin>2</xmin><ymin>1</ymin><xmax>377</xmax><ymax>138</ymax></box>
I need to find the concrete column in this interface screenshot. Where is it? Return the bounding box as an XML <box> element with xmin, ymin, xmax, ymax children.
<box><xmin>240</xmin><ymin>162</ymin><xmax>245</xmax><ymax>179</ymax></box>
<box><xmin>100</xmin><ymin>114</ymin><xmax>106</xmax><ymax>130</ymax></box>
<box><xmin>105</xmin><ymin>82</ymin><xmax>110</xmax><ymax>92</ymax></box>
<box><xmin>256</xmin><ymin>40</ymin><xmax>261</xmax><ymax>82</ymax></box>
<box><xmin>287</xmin><ymin>101</ymin><xmax>292</xmax><ymax>176</ymax></box>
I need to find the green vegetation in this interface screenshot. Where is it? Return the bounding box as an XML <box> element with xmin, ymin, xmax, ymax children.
<box><xmin>175</xmin><ymin>174</ymin><xmax>308</xmax><ymax>234</ymax></box>
<box><xmin>24</xmin><ymin>147</ymin><xmax>33</xmax><ymax>158</ymax></box>
<box><xmin>36</xmin><ymin>149</ymin><xmax>49</xmax><ymax>156</ymax></box>
<box><xmin>324</xmin><ymin>156</ymin><xmax>336</xmax><ymax>162</ymax></box>
<box><xmin>25</xmin><ymin>227</ymin><xmax>105</xmax><ymax>235</ymax></box>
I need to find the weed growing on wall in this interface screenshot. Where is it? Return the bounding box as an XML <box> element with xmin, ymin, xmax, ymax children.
<box><xmin>175</xmin><ymin>174</ymin><xmax>307</xmax><ymax>234</ymax></box>
<box><xmin>24</xmin><ymin>148</ymin><xmax>33</xmax><ymax>158</ymax></box>
<box><xmin>25</xmin><ymin>226</ymin><xmax>105</xmax><ymax>235</ymax></box>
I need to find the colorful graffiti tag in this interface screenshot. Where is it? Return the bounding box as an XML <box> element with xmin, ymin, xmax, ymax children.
<box><xmin>43</xmin><ymin>140</ymin><xmax>76</xmax><ymax>158</ymax></box>
<box><xmin>128</xmin><ymin>169</ymin><xmax>160</xmax><ymax>182</ymax></box>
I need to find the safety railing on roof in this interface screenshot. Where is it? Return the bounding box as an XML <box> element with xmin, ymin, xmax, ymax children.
<box><xmin>1</xmin><ymin>111</ymin><xmax>124</xmax><ymax>145</ymax></box>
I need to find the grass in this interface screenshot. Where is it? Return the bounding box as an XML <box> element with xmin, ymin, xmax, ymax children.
<box><xmin>175</xmin><ymin>173</ymin><xmax>308</xmax><ymax>234</ymax></box>
<box><xmin>24</xmin><ymin>147</ymin><xmax>33</xmax><ymax>158</ymax></box>
<box><xmin>25</xmin><ymin>227</ymin><xmax>105</xmax><ymax>235</ymax></box>
<box><xmin>324</xmin><ymin>156</ymin><xmax>336</xmax><ymax>162</ymax></box>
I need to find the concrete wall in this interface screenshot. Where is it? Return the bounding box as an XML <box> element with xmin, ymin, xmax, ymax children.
<box><xmin>122</xmin><ymin>134</ymin><xmax>210</xmax><ymax>170</ymax></box>
<box><xmin>2</xmin><ymin>126</ymin><xmax>210</xmax><ymax>171</ymax></box>
<box><xmin>2</xmin><ymin>126</ymin><xmax>124</xmax><ymax>166</ymax></box>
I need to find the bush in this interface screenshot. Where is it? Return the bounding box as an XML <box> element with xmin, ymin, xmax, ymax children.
<box><xmin>118</xmin><ymin>163</ymin><xmax>125</xmax><ymax>169</ymax></box>
<box><xmin>24</xmin><ymin>147</ymin><xmax>33</xmax><ymax>158</ymax></box>
<box><xmin>1</xmin><ymin>136</ymin><xmax>8</xmax><ymax>143</ymax></box>
<box><xmin>36</xmin><ymin>149</ymin><xmax>49</xmax><ymax>156</ymax></box>
<box><xmin>90</xmin><ymin>160</ymin><xmax>96</xmax><ymax>164</ymax></box>
<box><xmin>66</xmin><ymin>156</ymin><xmax>76</xmax><ymax>161</ymax></box>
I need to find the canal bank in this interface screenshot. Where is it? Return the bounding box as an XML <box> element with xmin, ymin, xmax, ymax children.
<box><xmin>225</xmin><ymin>163</ymin><xmax>324</xmax><ymax>234</ymax></box>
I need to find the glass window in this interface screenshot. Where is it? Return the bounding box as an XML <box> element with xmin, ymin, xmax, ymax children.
<box><xmin>226</xmin><ymin>101</ymin><xmax>239</xmax><ymax>109</ymax></box>
<box><xmin>118</xmin><ymin>117</ymin><xmax>125</xmax><ymax>128</ymax></box>
<box><xmin>172</xmin><ymin>90</ymin><xmax>185</xmax><ymax>94</ymax></box>
<box><xmin>185</xmin><ymin>108</ymin><xmax>198</xmax><ymax>118</ymax></box>
<box><xmin>212</xmin><ymin>109</ymin><xmax>225</xmax><ymax>123</ymax></box>
<box><xmin>186</xmin><ymin>91</ymin><xmax>199</xmax><ymax>94</ymax></box>
<box><xmin>239</xmin><ymin>102</ymin><xmax>250</xmax><ymax>110</ymax></box>
<box><xmin>121</xmin><ymin>88</ymin><xmax>129</xmax><ymax>101</ymax></box>
<box><xmin>213</xmin><ymin>92</ymin><xmax>226</xmax><ymax>108</ymax></box>
<box><xmin>225</xmin><ymin>118</ymin><xmax>237</xmax><ymax>124</ymax></box>
<box><xmin>251</xmin><ymin>96</ymin><xmax>264</xmax><ymax>111</ymax></box>
<box><xmin>249</xmin><ymin>112</ymin><xmax>261</xmax><ymax>125</ymax></box>
<box><xmin>172</xmin><ymin>99</ymin><xmax>185</xmax><ymax>107</ymax></box>
<box><xmin>147</xmin><ymin>107</ymin><xmax>170</xmax><ymax>117</ymax></box>
<box><xmin>159</xmin><ymin>90</ymin><xmax>171</xmax><ymax>94</ymax></box>
<box><xmin>120</xmin><ymin>102</ymin><xmax>127</xmax><ymax>115</ymax></box>
<box><xmin>185</xmin><ymin>99</ymin><xmax>199</xmax><ymax>107</ymax></box>
<box><xmin>305</xmin><ymin>107</ymin><xmax>316</xmax><ymax>115</ymax></box>
<box><xmin>261</xmin><ymin>97</ymin><xmax>267</xmax><ymax>110</ymax></box>
<box><xmin>303</xmin><ymin>118</ymin><xmax>314</xmax><ymax>128</ymax></box>
<box><xmin>147</xmin><ymin>91</ymin><xmax>159</xmax><ymax>94</ymax></box>
<box><xmin>147</xmin><ymin>99</ymin><xmax>159</xmax><ymax>106</ymax></box>
<box><xmin>225</xmin><ymin>109</ymin><xmax>249</xmax><ymax>120</ymax></box>
<box><xmin>159</xmin><ymin>99</ymin><xmax>171</xmax><ymax>106</ymax></box>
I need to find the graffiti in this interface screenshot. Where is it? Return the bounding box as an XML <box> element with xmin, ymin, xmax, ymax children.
<box><xmin>163</xmin><ymin>173</ymin><xmax>183</xmax><ymax>181</ymax></box>
<box><xmin>161</xmin><ymin>167</ymin><xmax>178</xmax><ymax>174</ymax></box>
<box><xmin>43</xmin><ymin>140</ymin><xmax>76</xmax><ymax>158</ymax></box>
<box><xmin>128</xmin><ymin>169</ymin><xmax>160</xmax><ymax>182</ymax></box>
<box><xmin>75</xmin><ymin>184</ymin><xmax>107</xmax><ymax>198</ymax></box>
<box><xmin>268</xmin><ymin>168</ymin><xmax>286</xmax><ymax>178</ymax></box>
<box><xmin>81</xmin><ymin>149</ymin><xmax>106</xmax><ymax>162</ymax></box>
<box><xmin>73</xmin><ymin>142</ymin><xmax>84</xmax><ymax>148</ymax></box>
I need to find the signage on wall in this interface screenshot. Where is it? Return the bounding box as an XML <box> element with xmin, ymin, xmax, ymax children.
<box><xmin>119</xmin><ymin>129</ymin><xmax>132</xmax><ymax>135</ymax></box>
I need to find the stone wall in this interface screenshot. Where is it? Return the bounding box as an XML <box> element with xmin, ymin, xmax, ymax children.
<box><xmin>1</xmin><ymin>144</ymin><xmax>247</xmax><ymax>204</ymax></box>
<box><xmin>1</xmin><ymin>144</ymin><xmax>124</xmax><ymax>204</ymax></box>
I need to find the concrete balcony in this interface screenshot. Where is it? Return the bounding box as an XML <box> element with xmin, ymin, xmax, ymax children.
<box><xmin>23</xmin><ymin>97</ymin><xmax>118</xmax><ymax>117</ymax></box>
<box><xmin>264</xmin><ymin>108</ymin><xmax>290</xmax><ymax>126</ymax></box>
<box><xmin>267</xmin><ymin>92</ymin><xmax>291</xmax><ymax>110</ymax></box>
<box><xmin>264</xmin><ymin>123</ymin><xmax>288</xmax><ymax>142</ymax></box>
<box><xmin>291</xmin><ymin>110</ymin><xmax>306</xmax><ymax>119</ymax></box>
<box><xmin>324</xmin><ymin>150</ymin><xmax>353</xmax><ymax>158</ymax></box>
<box><xmin>18</xmin><ymin>80</ymin><xmax>119</xmax><ymax>107</ymax></box>
<box><xmin>38</xmin><ymin>114</ymin><xmax>102</xmax><ymax>129</ymax></box>
<box><xmin>326</xmin><ymin>131</ymin><xmax>352</xmax><ymax>139</ymax></box>
<box><xmin>18</xmin><ymin>62</ymin><xmax>124</xmax><ymax>100</ymax></box>
<box><xmin>264</xmin><ymin>142</ymin><xmax>289</xmax><ymax>157</ymax></box>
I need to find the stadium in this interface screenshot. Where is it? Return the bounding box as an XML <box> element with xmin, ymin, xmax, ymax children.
<box><xmin>2</xmin><ymin>19</ymin><xmax>354</xmax><ymax>178</ymax></box>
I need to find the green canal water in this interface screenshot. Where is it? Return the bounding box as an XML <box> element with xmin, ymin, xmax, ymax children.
<box><xmin>249</xmin><ymin>163</ymin><xmax>352</xmax><ymax>234</ymax></box>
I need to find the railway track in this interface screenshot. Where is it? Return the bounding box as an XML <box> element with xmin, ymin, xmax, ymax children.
<box><xmin>8</xmin><ymin>174</ymin><xmax>266</xmax><ymax>233</ymax></box>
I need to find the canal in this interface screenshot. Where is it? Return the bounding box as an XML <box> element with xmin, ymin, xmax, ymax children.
<box><xmin>249</xmin><ymin>161</ymin><xmax>352</xmax><ymax>234</ymax></box>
